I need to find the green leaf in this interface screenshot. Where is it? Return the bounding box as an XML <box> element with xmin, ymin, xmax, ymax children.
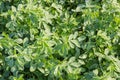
<box><xmin>38</xmin><ymin>68</ymin><xmax>45</xmax><ymax>74</ymax></box>
<box><xmin>17</xmin><ymin>58</ymin><xmax>24</xmax><ymax>66</ymax></box>
<box><xmin>73</xmin><ymin>4</ymin><xmax>85</xmax><ymax>12</ymax></box>
<box><xmin>70</xmin><ymin>62</ymin><xmax>80</xmax><ymax>68</ymax></box>
<box><xmin>54</xmin><ymin>66</ymin><xmax>59</xmax><ymax>76</ymax></box>
<box><xmin>30</xmin><ymin>63</ymin><xmax>36</xmax><ymax>72</ymax></box>
<box><xmin>78</xmin><ymin>60</ymin><xmax>85</xmax><ymax>65</ymax></box>
<box><xmin>71</xmin><ymin>40</ymin><xmax>80</xmax><ymax>47</ymax></box>
<box><xmin>15</xmin><ymin>38</ymin><xmax>23</xmax><ymax>44</ymax></box>
<box><xmin>7</xmin><ymin>59</ymin><xmax>14</xmax><ymax>67</ymax></box>
<box><xmin>104</xmin><ymin>48</ymin><xmax>109</xmax><ymax>55</ymax></box>
<box><xmin>23</xmin><ymin>55</ymin><xmax>31</xmax><ymax>62</ymax></box>
<box><xmin>68</xmin><ymin>57</ymin><xmax>76</xmax><ymax>63</ymax></box>
<box><xmin>11</xmin><ymin>66</ymin><xmax>17</xmax><ymax>72</ymax></box>
<box><xmin>11</xmin><ymin>6</ymin><xmax>16</xmax><ymax>12</ymax></box>
<box><xmin>51</xmin><ymin>3</ymin><xmax>62</xmax><ymax>14</ymax></box>
<box><xmin>69</xmin><ymin>34</ymin><xmax>74</xmax><ymax>40</ymax></box>
<box><xmin>69</xmin><ymin>41</ymin><xmax>75</xmax><ymax>48</ymax></box>
<box><xmin>67</xmin><ymin>65</ymin><xmax>73</xmax><ymax>73</ymax></box>
<box><xmin>78</xmin><ymin>36</ymin><xmax>86</xmax><ymax>42</ymax></box>
<box><xmin>93</xmin><ymin>69</ymin><xmax>98</xmax><ymax>75</ymax></box>
<box><xmin>6</xmin><ymin>21</ymin><xmax>16</xmax><ymax>31</ymax></box>
<box><xmin>18</xmin><ymin>4</ymin><xmax>23</xmax><ymax>11</ymax></box>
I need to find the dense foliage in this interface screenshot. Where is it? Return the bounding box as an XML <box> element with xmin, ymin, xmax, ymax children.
<box><xmin>0</xmin><ymin>0</ymin><xmax>120</xmax><ymax>80</ymax></box>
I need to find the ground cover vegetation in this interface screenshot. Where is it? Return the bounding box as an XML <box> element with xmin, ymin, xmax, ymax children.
<box><xmin>0</xmin><ymin>0</ymin><xmax>120</xmax><ymax>80</ymax></box>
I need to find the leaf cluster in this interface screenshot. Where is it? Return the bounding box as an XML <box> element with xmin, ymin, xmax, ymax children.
<box><xmin>0</xmin><ymin>0</ymin><xmax>120</xmax><ymax>80</ymax></box>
